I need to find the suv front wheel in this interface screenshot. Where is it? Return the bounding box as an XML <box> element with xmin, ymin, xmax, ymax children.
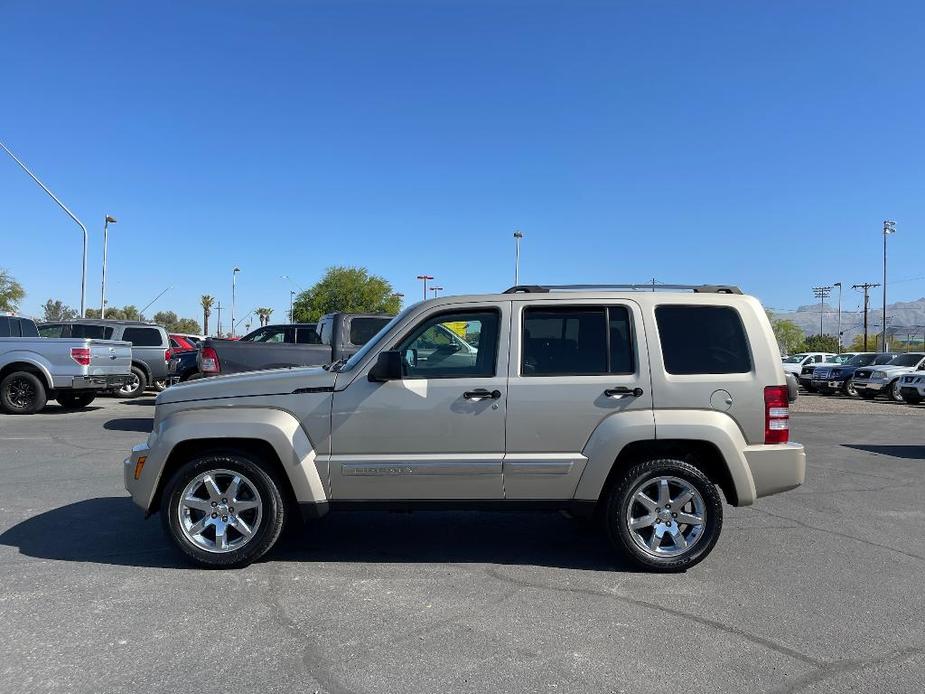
<box><xmin>605</xmin><ymin>459</ymin><xmax>723</xmax><ymax>572</ymax></box>
<box><xmin>161</xmin><ymin>453</ymin><xmax>287</xmax><ymax>568</ymax></box>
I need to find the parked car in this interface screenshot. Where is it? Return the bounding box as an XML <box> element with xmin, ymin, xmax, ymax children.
<box><xmin>781</xmin><ymin>352</ymin><xmax>838</xmax><ymax>378</ymax></box>
<box><xmin>853</xmin><ymin>352</ymin><xmax>925</xmax><ymax>401</ymax></box>
<box><xmin>124</xmin><ymin>283</ymin><xmax>805</xmax><ymax>572</ymax></box>
<box><xmin>39</xmin><ymin>319</ymin><xmax>170</xmax><ymax>398</ymax></box>
<box><xmin>898</xmin><ymin>373</ymin><xmax>925</xmax><ymax>404</ymax></box>
<box><xmin>797</xmin><ymin>353</ymin><xmax>858</xmax><ymax>391</ymax></box>
<box><xmin>197</xmin><ymin>313</ymin><xmax>391</xmax><ymax>378</ymax></box>
<box><xmin>1</xmin><ymin>315</ymin><xmax>132</xmax><ymax>414</ymax></box>
<box><xmin>810</xmin><ymin>352</ymin><xmax>898</xmax><ymax>396</ymax></box>
<box><xmin>166</xmin><ymin>349</ymin><xmax>199</xmax><ymax>385</ymax></box>
<box><xmin>168</xmin><ymin>334</ymin><xmax>198</xmax><ymax>354</ymax></box>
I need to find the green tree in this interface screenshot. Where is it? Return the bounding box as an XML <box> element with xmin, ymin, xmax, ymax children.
<box><xmin>292</xmin><ymin>266</ymin><xmax>401</xmax><ymax>323</ymax></box>
<box><xmin>256</xmin><ymin>307</ymin><xmax>273</xmax><ymax>326</ymax></box>
<box><xmin>802</xmin><ymin>334</ymin><xmax>838</xmax><ymax>352</ymax></box>
<box><xmin>151</xmin><ymin>310</ymin><xmax>200</xmax><ymax>334</ymax></box>
<box><xmin>200</xmin><ymin>295</ymin><xmax>215</xmax><ymax>336</ymax></box>
<box><xmin>770</xmin><ymin>318</ymin><xmax>804</xmax><ymax>356</ymax></box>
<box><xmin>173</xmin><ymin>318</ymin><xmax>202</xmax><ymax>334</ymax></box>
<box><xmin>0</xmin><ymin>268</ymin><xmax>25</xmax><ymax>313</ymax></box>
<box><xmin>42</xmin><ymin>299</ymin><xmax>78</xmax><ymax>322</ymax></box>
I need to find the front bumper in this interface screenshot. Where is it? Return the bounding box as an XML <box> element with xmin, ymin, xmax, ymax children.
<box><xmin>72</xmin><ymin>374</ymin><xmax>133</xmax><ymax>390</ymax></box>
<box><xmin>124</xmin><ymin>443</ymin><xmax>153</xmax><ymax>512</ymax></box>
<box><xmin>853</xmin><ymin>378</ymin><xmax>886</xmax><ymax>394</ymax></box>
<box><xmin>812</xmin><ymin>378</ymin><xmax>847</xmax><ymax>390</ymax></box>
<box><xmin>744</xmin><ymin>442</ymin><xmax>806</xmax><ymax>499</ymax></box>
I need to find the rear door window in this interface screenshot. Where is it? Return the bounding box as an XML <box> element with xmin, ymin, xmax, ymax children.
<box><xmin>18</xmin><ymin>319</ymin><xmax>38</xmax><ymax>337</ymax></box>
<box><xmin>656</xmin><ymin>305</ymin><xmax>752</xmax><ymax>375</ymax></box>
<box><xmin>350</xmin><ymin>317</ymin><xmax>390</xmax><ymax>346</ymax></box>
<box><xmin>0</xmin><ymin>317</ymin><xmax>12</xmax><ymax>337</ymax></box>
<box><xmin>296</xmin><ymin>327</ymin><xmax>320</xmax><ymax>344</ymax></box>
<box><xmin>122</xmin><ymin>327</ymin><xmax>162</xmax><ymax>346</ymax></box>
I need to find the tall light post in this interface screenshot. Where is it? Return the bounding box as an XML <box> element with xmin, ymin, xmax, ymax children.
<box><xmin>0</xmin><ymin>141</ymin><xmax>89</xmax><ymax>316</ymax></box>
<box><xmin>231</xmin><ymin>267</ymin><xmax>240</xmax><ymax>337</ymax></box>
<box><xmin>513</xmin><ymin>230</ymin><xmax>524</xmax><ymax>285</ymax></box>
<box><xmin>833</xmin><ymin>282</ymin><xmax>842</xmax><ymax>352</ymax></box>
<box><xmin>812</xmin><ymin>286</ymin><xmax>832</xmax><ymax>337</ymax></box>
<box><xmin>882</xmin><ymin>220</ymin><xmax>896</xmax><ymax>351</ymax></box>
<box><xmin>431</xmin><ymin>286</ymin><xmax>444</xmax><ymax>298</ymax></box>
<box><xmin>100</xmin><ymin>215</ymin><xmax>117</xmax><ymax>317</ymax></box>
<box><xmin>289</xmin><ymin>290</ymin><xmax>296</xmax><ymax>322</ymax></box>
<box><xmin>417</xmin><ymin>274</ymin><xmax>434</xmax><ymax>301</ymax></box>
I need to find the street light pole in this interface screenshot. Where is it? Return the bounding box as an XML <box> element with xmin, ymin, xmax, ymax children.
<box><xmin>513</xmin><ymin>230</ymin><xmax>523</xmax><ymax>285</ymax></box>
<box><xmin>882</xmin><ymin>220</ymin><xmax>896</xmax><ymax>351</ymax></box>
<box><xmin>416</xmin><ymin>274</ymin><xmax>434</xmax><ymax>301</ymax></box>
<box><xmin>100</xmin><ymin>215</ymin><xmax>117</xmax><ymax>318</ymax></box>
<box><xmin>289</xmin><ymin>290</ymin><xmax>295</xmax><ymax>322</ymax></box>
<box><xmin>833</xmin><ymin>282</ymin><xmax>842</xmax><ymax>353</ymax></box>
<box><xmin>0</xmin><ymin>141</ymin><xmax>89</xmax><ymax>316</ymax></box>
<box><xmin>231</xmin><ymin>267</ymin><xmax>240</xmax><ymax>337</ymax></box>
<box><xmin>431</xmin><ymin>286</ymin><xmax>444</xmax><ymax>298</ymax></box>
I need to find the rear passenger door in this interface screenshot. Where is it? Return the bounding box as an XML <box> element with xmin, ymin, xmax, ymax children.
<box><xmin>504</xmin><ymin>301</ymin><xmax>654</xmax><ymax>499</ymax></box>
<box><xmin>122</xmin><ymin>326</ymin><xmax>168</xmax><ymax>379</ymax></box>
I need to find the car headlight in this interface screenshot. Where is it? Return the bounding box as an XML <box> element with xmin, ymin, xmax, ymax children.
<box><xmin>872</xmin><ymin>370</ymin><xmax>886</xmax><ymax>379</ymax></box>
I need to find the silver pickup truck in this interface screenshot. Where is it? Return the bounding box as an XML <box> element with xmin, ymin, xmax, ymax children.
<box><xmin>0</xmin><ymin>315</ymin><xmax>133</xmax><ymax>414</ymax></box>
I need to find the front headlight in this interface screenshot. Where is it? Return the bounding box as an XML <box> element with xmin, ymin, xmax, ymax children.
<box><xmin>872</xmin><ymin>370</ymin><xmax>886</xmax><ymax>379</ymax></box>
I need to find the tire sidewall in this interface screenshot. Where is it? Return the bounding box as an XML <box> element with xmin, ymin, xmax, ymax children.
<box><xmin>161</xmin><ymin>453</ymin><xmax>286</xmax><ymax>568</ymax></box>
<box><xmin>120</xmin><ymin>366</ymin><xmax>147</xmax><ymax>398</ymax></box>
<box><xmin>606</xmin><ymin>458</ymin><xmax>723</xmax><ymax>572</ymax></box>
<box><xmin>1</xmin><ymin>371</ymin><xmax>47</xmax><ymax>414</ymax></box>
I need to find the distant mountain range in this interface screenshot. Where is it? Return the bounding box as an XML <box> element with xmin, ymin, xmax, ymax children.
<box><xmin>773</xmin><ymin>297</ymin><xmax>925</xmax><ymax>342</ymax></box>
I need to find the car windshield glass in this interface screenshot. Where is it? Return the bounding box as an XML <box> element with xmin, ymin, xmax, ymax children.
<box><xmin>338</xmin><ymin>307</ymin><xmax>413</xmax><ymax>372</ymax></box>
<box><xmin>782</xmin><ymin>355</ymin><xmax>806</xmax><ymax>363</ymax></box>
<box><xmin>848</xmin><ymin>354</ymin><xmax>875</xmax><ymax>366</ymax></box>
<box><xmin>888</xmin><ymin>353</ymin><xmax>924</xmax><ymax>367</ymax></box>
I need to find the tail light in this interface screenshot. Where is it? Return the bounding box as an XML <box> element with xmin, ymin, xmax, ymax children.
<box><xmin>199</xmin><ymin>346</ymin><xmax>220</xmax><ymax>374</ymax></box>
<box><xmin>764</xmin><ymin>385</ymin><xmax>790</xmax><ymax>444</ymax></box>
<box><xmin>165</xmin><ymin>348</ymin><xmax>172</xmax><ymax>363</ymax></box>
<box><xmin>70</xmin><ymin>347</ymin><xmax>91</xmax><ymax>366</ymax></box>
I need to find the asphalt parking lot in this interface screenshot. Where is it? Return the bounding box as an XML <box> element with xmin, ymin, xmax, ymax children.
<box><xmin>1</xmin><ymin>395</ymin><xmax>923</xmax><ymax>693</ymax></box>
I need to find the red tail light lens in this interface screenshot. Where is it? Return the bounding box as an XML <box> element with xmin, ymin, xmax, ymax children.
<box><xmin>764</xmin><ymin>385</ymin><xmax>790</xmax><ymax>444</ymax></box>
<box><xmin>165</xmin><ymin>349</ymin><xmax>171</xmax><ymax>363</ymax></box>
<box><xmin>199</xmin><ymin>346</ymin><xmax>220</xmax><ymax>374</ymax></box>
<box><xmin>70</xmin><ymin>347</ymin><xmax>91</xmax><ymax>366</ymax></box>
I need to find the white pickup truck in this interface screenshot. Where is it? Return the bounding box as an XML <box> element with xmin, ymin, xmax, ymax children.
<box><xmin>0</xmin><ymin>315</ymin><xmax>133</xmax><ymax>414</ymax></box>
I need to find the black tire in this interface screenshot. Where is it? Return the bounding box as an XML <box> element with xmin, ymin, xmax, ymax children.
<box><xmin>56</xmin><ymin>391</ymin><xmax>97</xmax><ymax>409</ymax></box>
<box><xmin>0</xmin><ymin>370</ymin><xmax>48</xmax><ymax>414</ymax></box>
<box><xmin>119</xmin><ymin>366</ymin><xmax>148</xmax><ymax>398</ymax></box>
<box><xmin>605</xmin><ymin>458</ymin><xmax>723</xmax><ymax>572</ymax></box>
<box><xmin>160</xmin><ymin>452</ymin><xmax>287</xmax><ymax>569</ymax></box>
<box><xmin>902</xmin><ymin>393</ymin><xmax>921</xmax><ymax>405</ymax></box>
<box><xmin>152</xmin><ymin>379</ymin><xmax>167</xmax><ymax>392</ymax></box>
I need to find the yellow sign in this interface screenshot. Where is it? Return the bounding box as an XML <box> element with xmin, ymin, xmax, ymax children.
<box><xmin>445</xmin><ymin>321</ymin><xmax>468</xmax><ymax>337</ymax></box>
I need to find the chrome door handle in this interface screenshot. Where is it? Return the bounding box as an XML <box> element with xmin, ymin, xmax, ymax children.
<box><xmin>464</xmin><ymin>389</ymin><xmax>502</xmax><ymax>401</ymax></box>
<box><xmin>603</xmin><ymin>386</ymin><xmax>644</xmax><ymax>398</ymax></box>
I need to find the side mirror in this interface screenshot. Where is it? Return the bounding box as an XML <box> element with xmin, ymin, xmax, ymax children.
<box><xmin>368</xmin><ymin>351</ymin><xmax>404</xmax><ymax>382</ymax></box>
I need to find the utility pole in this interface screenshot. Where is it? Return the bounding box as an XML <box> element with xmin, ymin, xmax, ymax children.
<box><xmin>513</xmin><ymin>230</ymin><xmax>523</xmax><ymax>285</ymax></box>
<box><xmin>216</xmin><ymin>302</ymin><xmax>223</xmax><ymax>337</ymax></box>
<box><xmin>812</xmin><ymin>286</ymin><xmax>832</xmax><ymax>337</ymax></box>
<box><xmin>882</xmin><ymin>220</ymin><xmax>896</xmax><ymax>351</ymax></box>
<box><xmin>852</xmin><ymin>283</ymin><xmax>880</xmax><ymax>351</ymax></box>
<box><xmin>833</xmin><ymin>282</ymin><xmax>842</xmax><ymax>353</ymax></box>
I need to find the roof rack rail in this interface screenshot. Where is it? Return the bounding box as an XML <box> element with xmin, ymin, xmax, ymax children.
<box><xmin>503</xmin><ymin>284</ymin><xmax>743</xmax><ymax>295</ymax></box>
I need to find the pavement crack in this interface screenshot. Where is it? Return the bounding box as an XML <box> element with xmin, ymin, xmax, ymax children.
<box><xmin>770</xmin><ymin>644</ymin><xmax>925</xmax><ymax>693</ymax></box>
<box><xmin>480</xmin><ymin>565</ymin><xmax>822</xmax><ymax>668</ymax></box>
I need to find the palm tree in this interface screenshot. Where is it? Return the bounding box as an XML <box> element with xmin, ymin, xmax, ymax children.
<box><xmin>200</xmin><ymin>295</ymin><xmax>215</xmax><ymax>336</ymax></box>
<box><xmin>256</xmin><ymin>307</ymin><xmax>273</xmax><ymax>327</ymax></box>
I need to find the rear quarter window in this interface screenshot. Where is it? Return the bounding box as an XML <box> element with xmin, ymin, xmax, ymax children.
<box><xmin>656</xmin><ymin>305</ymin><xmax>752</xmax><ymax>375</ymax></box>
<box><xmin>350</xmin><ymin>317</ymin><xmax>391</xmax><ymax>346</ymax></box>
<box><xmin>122</xmin><ymin>327</ymin><xmax>163</xmax><ymax>346</ymax></box>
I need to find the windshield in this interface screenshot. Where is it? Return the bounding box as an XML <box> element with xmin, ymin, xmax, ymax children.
<box><xmin>887</xmin><ymin>353</ymin><xmax>925</xmax><ymax>367</ymax></box>
<box><xmin>338</xmin><ymin>306</ymin><xmax>415</xmax><ymax>372</ymax></box>
<box><xmin>847</xmin><ymin>354</ymin><xmax>875</xmax><ymax>366</ymax></box>
<box><xmin>782</xmin><ymin>355</ymin><xmax>806</xmax><ymax>363</ymax></box>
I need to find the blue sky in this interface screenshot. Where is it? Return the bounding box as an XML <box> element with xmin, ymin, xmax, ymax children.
<box><xmin>2</xmin><ymin>1</ymin><xmax>923</xmax><ymax>329</ymax></box>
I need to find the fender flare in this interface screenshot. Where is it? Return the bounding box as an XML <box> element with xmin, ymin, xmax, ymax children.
<box><xmin>0</xmin><ymin>353</ymin><xmax>54</xmax><ymax>391</ymax></box>
<box><xmin>143</xmin><ymin>406</ymin><xmax>327</xmax><ymax>513</ymax></box>
<box><xmin>574</xmin><ymin>409</ymin><xmax>757</xmax><ymax>507</ymax></box>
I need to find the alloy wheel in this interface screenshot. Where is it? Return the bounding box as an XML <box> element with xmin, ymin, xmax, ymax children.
<box><xmin>625</xmin><ymin>475</ymin><xmax>706</xmax><ymax>558</ymax></box>
<box><xmin>6</xmin><ymin>376</ymin><xmax>36</xmax><ymax>410</ymax></box>
<box><xmin>119</xmin><ymin>373</ymin><xmax>140</xmax><ymax>396</ymax></box>
<box><xmin>178</xmin><ymin>469</ymin><xmax>263</xmax><ymax>553</ymax></box>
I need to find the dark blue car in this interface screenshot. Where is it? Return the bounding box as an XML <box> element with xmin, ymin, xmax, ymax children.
<box><xmin>811</xmin><ymin>352</ymin><xmax>898</xmax><ymax>396</ymax></box>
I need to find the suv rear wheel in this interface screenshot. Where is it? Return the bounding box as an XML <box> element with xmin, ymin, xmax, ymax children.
<box><xmin>160</xmin><ymin>453</ymin><xmax>286</xmax><ymax>568</ymax></box>
<box><xmin>0</xmin><ymin>370</ymin><xmax>47</xmax><ymax>414</ymax></box>
<box><xmin>605</xmin><ymin>458</ymin><xmax>723</xmax><ymax>572</ymax></box>
<box><xmin>119</xmin><ymin>366</ymin><xmax>147</xmax><ymax>398</ymax></box>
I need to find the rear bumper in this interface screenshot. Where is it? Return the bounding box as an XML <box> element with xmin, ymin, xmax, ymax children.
<box><xmin>744</xmin><ymin>443</ymin><xmax>806</xmax><ymax>499</ymax></box>
<box><xmin>71</xmin><ymin>374</ymin><xmax>133</xmax><ymax>390</ymax></box>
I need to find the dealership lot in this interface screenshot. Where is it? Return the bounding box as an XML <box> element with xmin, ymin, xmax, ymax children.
<box><xmin>1</xmin><ymin>397</ymin><xmax>923</xmax><ymax>693</ymax></box>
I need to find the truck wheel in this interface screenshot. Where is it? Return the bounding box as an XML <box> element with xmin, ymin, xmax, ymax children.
<box><xmin>152</xmin><ymin>379</ymin><xmax>167</xmax><ymax>392</ymax></box>
<box><xmin>56</xmin><ymin>392</ymin><xmax>97</xmax><ymax>409</ymax></box>
<box><xmin>0</xmin><ymin>371</ymin><xmax>48</xmax><ymax>414</ymax></box>
<box><xmin>902</xmin><ymin>392</ymin><xmax>921</xmax><ymax>405</ymax></box>
<box><xmin>160</xmin><ymin>453</ymin><xmax>286</xmax><ymax>569</ymax></box>
<box><xmin>605</xmin><ymin>458</ymin><xmax>723</xmax><ymax>572</ymax></box>
<box><xmin>889</xmin><ymin>380</ymin><xmax>904</xmax><ymax>403</ymax></box>
<box><xmin>842</xmin><ymin>380</ymin><xmax>857</xmax><ymax>397</ymax></box>
<box><xmin>118</xmin><ymin>366</ymin><xmax>147</xmax><ymax>398</ymax></box>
